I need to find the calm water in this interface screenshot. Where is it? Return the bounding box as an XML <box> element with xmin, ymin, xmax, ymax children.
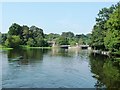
<box><xmin>1</xmin><ymin>48</ymin><xmax>120</xmax><ymax>88</ymax></box>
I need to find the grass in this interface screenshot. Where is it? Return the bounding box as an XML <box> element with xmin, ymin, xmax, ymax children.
<box><xmin>0</xmin><ymin>45</ymin><xmax>13</xmax><ymax>50</ymax></box>
<box><xmin>0</xmin><ymin>45</ymin><xmax>52</xmax><ymax>50</ymax></box>
<box><xmin>20</xmin><ymin>45</ymin><xmax>52</xmax><ymax>49</ymax></box>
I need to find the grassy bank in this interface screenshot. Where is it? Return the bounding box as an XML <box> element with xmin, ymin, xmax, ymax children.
<box><xmin>0</xmin><ymin>45</ymin><xmax>13</xmax><ymax>50</ymax></box>
<box><xmin>20</xmin><ymin>45</ymin><xmax>52</xmax><ymax>49</ymax></box>
<box><xmin>0</xmin><ymin>45</ymin><xmax>52</xmax><ymax>50</ymax></box>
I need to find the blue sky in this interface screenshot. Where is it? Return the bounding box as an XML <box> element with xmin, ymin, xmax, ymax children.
<box><xmin>1</xmin><ymin>2</ymin><xmax>117</xmax><ymax>34</ymax></box>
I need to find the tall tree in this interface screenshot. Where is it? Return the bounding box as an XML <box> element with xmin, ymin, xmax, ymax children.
<box><xmin>56</xmin><ymin>36</ymin><xmax>69</xmax><ymax>45</ymax></box>
<box><xmin>5</xmin><ymin>35</ymin><xmax>21</xmax><ymax>48</ymax></box>
<box><xmin>0</xmin><ymin>33</ymin><xmax>7</xmax><ymax>45</ymax></box>
<box><xmin>91</xmin><ymin>5</ymin><xmax>116</xmax><ymax>50</ymax></box>
<box><xmin>61</xmin><ymin>32</ymin><xmax>74</xmax><ymax>39</ymax></box>
<box><xmin>22</xmin><ymin>25</ymin><xmax>30</xmax><ymax>45</ymax></box>
<box><xmin>104</xmin><ymin>6</ymin><xmax>120</xmax><ymax>52</ymax></box>
<box><xmin>8</xmin><ymin>23</ymin><xmax>22</xmax><ymax>36</ymax></box>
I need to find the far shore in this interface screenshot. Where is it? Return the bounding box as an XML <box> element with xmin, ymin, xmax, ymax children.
<box><xmin>0</xmin><ymin>45</ymin><xmax>13</xmax><ymax>50</ymax></box>
<box><xmin>0</xmin><ymin>45</ymin><xmax>120</xmax><ymax>57</ymax></box>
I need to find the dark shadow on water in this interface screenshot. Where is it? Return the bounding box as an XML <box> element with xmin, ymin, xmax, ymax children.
<box><xmin>89</xmin><ymin>53</ymin><xmax>120</xmax><ymax>88</ymax></box>
<box><xmin>7</xmin><ymin>48</ymin><xmax>50</xmax><ymax>65</ymax></box>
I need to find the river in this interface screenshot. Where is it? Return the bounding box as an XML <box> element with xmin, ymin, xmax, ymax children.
<box><xmin>1</xmin><ymin>48</ymin><xmax>120</xmax><ymax>88</ymax></box>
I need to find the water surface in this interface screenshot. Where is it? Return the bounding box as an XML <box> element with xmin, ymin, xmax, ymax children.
<box><xmin>1</xmin><ymin>48</ymin><xmax>120</xmax><ymax>88</ymax></box>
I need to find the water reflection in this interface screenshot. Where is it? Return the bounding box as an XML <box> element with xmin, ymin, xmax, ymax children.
<box><xmin>50</xmin><ymin>48</ymin><xmax>73</xmax><ymax>57</ymax></box>
<box><xmin>7</xmin><ymin>48</ymin><xmax>50</xmax><ymax>65</ymax></box>
<box><xmin>51</xmin><ymin>48</ymin><xmax>90</xmax><ymax>58</ymax></box>
<box><xmin>89</xmin><ymin>53</ymin><xmax>120</xmax><ymax>88</ymax></box>
<box><xmin>2</xmin><ymin>48</ymin><xmax>120</xmax><ymax>88</ymax></box>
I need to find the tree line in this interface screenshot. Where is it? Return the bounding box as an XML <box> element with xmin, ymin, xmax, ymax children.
<box><xmin>0</xmin><ymin>23</ymin><xmax>91</xmax><ymax>48</ymax></box>
<box><xmin>0</xmin><ymin>24</ymin><xmax>48</xmax><ymax>48</ymax></box>
<box><xmin>90</xmin><ymin>2</ymin><xmax>120</xmax><ymax>55</ymax></box>
<box><xmin>0</xmin><ymin>2</ymin><xmax>119</xmax><ymax>55</ymax></box>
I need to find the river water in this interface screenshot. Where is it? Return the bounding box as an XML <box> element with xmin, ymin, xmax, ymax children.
<box><xmin>1</xmin><ymin>48</ymin><xmax>120</xmax><ymax>88</ymax></box>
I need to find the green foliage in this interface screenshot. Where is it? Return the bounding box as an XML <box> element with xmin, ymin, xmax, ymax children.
<box><xmin>30</xmin><ymin>26</ymin><xmax>44</xmax><ymax>39</ymax></box>
<box><xmin>4</xmin><ymin>23</ymin><xmax>49</xmax><ymax>48</ymax></box>
<box><xmin>8</xmin><ymin>23</ymin><xmax>22</xmax><ymax>36</ymax></box>
<box><xmin>35</xmin><ymin>37</ymin><xmax>48</xmax><ymax>47</ymax></box>
<box><xmin>91</xmin><ymin>2</ymin><xmax>120</xmax><ymax>54</ymax></box>
<box><xmin>104</xmin><ymin>30</ymin><xmax>120</xmax><ymax>52</ymax></box>
<box><xmin>3</xmin><ymin>23</ymin><xmax>91</xmax><ymax>48</ymax></box>
<box><xmin>0</xmin><ymin>33</ymin><xmax>7</xmax><ymax>45</ymax></box>
<box><xmin>27</xmin><ymin>38</ymin><xmax>34</xmax><ymax>47</ymax></box>
<box><xmin>61</xmin><ymin>32</ymin><xmax>74</xmax><ymax>38</ymax></box>
<box><xmin>22</xmin><ymin>25</ymin><xmax>29</xmax><ymax>45</ymax></box>
<box><xmin>0</xmin><ymin>32</ymin><xmax>2</xmax><ymax>44</ymax></box>
<box><xmin>69</xmin><ymin>38</ymin><xmax>76</xmax><ymax>46</ymax></box>
<box><xmin>74</xmin><ymin>34</ymin><xmax>91</xmax><ymax>45</ymax></box>
<box><xmin>45</xmin><ymin>33</ymin><xmax>60</xmax><ymax>41</ymax></box>
<box><xmin>56</xmin><ymin>36</ymin><xmax>69</xmax><ymax>45</ymax></box>
<box><xmin>5</xmin><ymin>35</ymin><xmax>21</xmax><ymax>48</ymax></box>
<box><xmin>78</xmin><ymin>38</ymin><xmax>84</xmax><ymax>45</ymax></box>
<box><xmin>44</xmin><ymin>31</ymin><xmax>90</xmax><ymax>46</ymax></box>
<box><xmin>104</xmin><ymin>7</ymin><xmax>120</xmax><ymax>52</ymax></box>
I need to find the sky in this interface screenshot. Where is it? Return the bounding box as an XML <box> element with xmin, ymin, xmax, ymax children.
<box><xmin>1</xmin><ymin>2</ymin><xmax>118</xmax><ymax>34</ymax></box>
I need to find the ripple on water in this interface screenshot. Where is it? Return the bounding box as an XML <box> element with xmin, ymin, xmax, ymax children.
<box><xmin>2</xmin><ymin>49</ymin><xmax>98</xmax><ymax>88</ymax></box>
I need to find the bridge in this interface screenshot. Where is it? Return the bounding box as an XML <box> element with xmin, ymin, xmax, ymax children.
<box><xmin>47</xmin><ymin>41</ymin><xmax>90</xmax><ymax>49</ymax></box>
<box><xmin>79</xmin><ymin>45</ymin><xmax>89</xmax><ymax>49</ymax></box>
<box><xmin>60</xmin><ymin>45</ymin><xmax>90</xmax><ymax>49</ymax></box>
<box><xmin>60</xmin><ymin>45</ymin><xmax>71</xmax><ymax>49</ymax></box>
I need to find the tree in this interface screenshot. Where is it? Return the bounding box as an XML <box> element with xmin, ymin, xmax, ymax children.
<box><xmin>27</xmin><ymin>38</ymin><xmax>34</xmax><ymax>47</ymax></box>
<box><xmin>8</xmin><ymin>23</ymin><xmax>22</xmax><ymax>36</ymax></box>
<box><xmin>0</xmin><ymin>33</ymin><xmax>7</xmax><ymax>45</ymax></box>
<box><xmin>56</xmin><ymin>36</ymin><xmax>69</xmax><ymax>45</ymax></box>
<box><xmin>85</xmin><ymin>33</ymin><xmax>92</xmax><ymax>45</ymax></box>
<box><xmin>35</xmin><ymin>37</ymin><xmax>45</xmax><ymax>47</ymax></box>
<box><xmin>104</xmin><ymin>30</ymin><xmax>120</xmax><ymax>52</ymax></box>
<box><xmin>30</xmin><ymin>26</ymin><xmax>44</xmax><ymax>39</ymax></box>
<box><xmin>0</xmin><ymin>32</ymin><xmax>2</xmax><ymax>45</ymax></box>
<box><xmin>45</xmin><ymin>33</ymin><xmax>60</xmax><ymax>41</ymax></box>
<box><xmin>78</xmin><ymin>38</ymin><xmax>84</xmax><ymax>45</ymax></box>
<box><xmin>22</xmin><ymin>25</ymin><xmax>30</xmax><ymax>45</ymax></box>
<box><xmin>61</xmin><ymin>32</ymin><xmax>74</xmax><ymax>39</ymax></box>
<box><xmin>69</xmin><ymin>38</ymin><xmax>76</xmax><ymax>46</ymax></box>
<box><xmin>104</xmin><ymin>7</ymin><xmax>120</xmax><ymax>52</ymax></box>
<box><xmin>91</xmin><ymin>4</ymin><xmax>116</xmax><ymax>50</ymax></box>
<box><xmin>5</xmin><ymin>35</ymin><xmax>21</xmax><ymax>48</ymax></box>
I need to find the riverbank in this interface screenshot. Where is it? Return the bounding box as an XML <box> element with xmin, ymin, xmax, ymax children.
<box><xmin>92</xmin><ymin>50</ymin><xmax>110</xmax><ymax>56</ymax></box>
<box><xmin>0</xmin><ymin>45</ymin><xmax>52</xmax><ymax>50</ymax></box>
<box><xmin>92</xmin><ymin>50</ymin><xmax>120</xmax><ymax>57</ymax></box>
<box><xmin>20</xmin><ymin>45</ymin><xmax>52</xmax><ymax>49</ymax></box>
<box><xmin>0</xmin><ymin>45</ymin><xmax>13</xmax><ymax>50</ymax></box>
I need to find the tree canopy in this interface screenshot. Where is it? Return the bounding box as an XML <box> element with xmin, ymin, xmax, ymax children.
<box><xmin>1</xmin><ymin>23</ymin><xmax>90</xmax><ymax>48</ymax></box>
<box><xmin>91</xmin><ymin>2</ymin><xmax>120</xmax><ymax>54</ymax></box>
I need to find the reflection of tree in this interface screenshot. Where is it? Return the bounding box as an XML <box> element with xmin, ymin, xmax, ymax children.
<box><xmin>7</xmin><ymin>48</ymin><xmax>49</xmax><ymax>65</ymax></box>
<box><xmin>94</xmin><ymin>81</ymin><xmax>104</xmax><ymax>88</ymax></box>
<box><xmin>103</xmin><ymin>60</ymin><xmax>120</xmax><ymax>88</ymax></box>
<box><xmin>51</xmin><ymin>48</ymin><xmax>73</xmax><ymax>57</ymax></box>
<box><xmin>51</xmin><ymin>48</ymin><xmax>90</xmax><ymax>58</ymax></box>
<box><xmin>89</xmin><ymin>53</ymin><xmax>120</xmax><ymax>88</ymax></box>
